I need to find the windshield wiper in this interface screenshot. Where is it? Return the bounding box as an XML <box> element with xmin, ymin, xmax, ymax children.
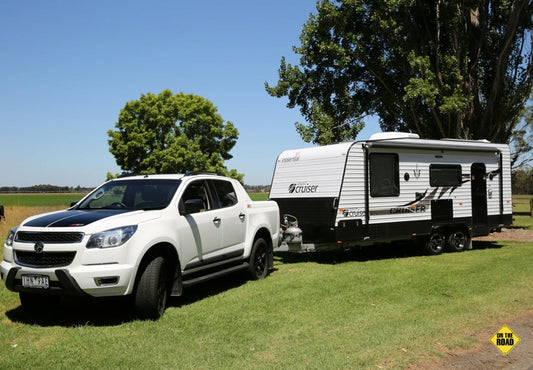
<box><xmin>139</xmin><ymin>206</ymin><xmax>166</xmax><ymax>211</ymax></box>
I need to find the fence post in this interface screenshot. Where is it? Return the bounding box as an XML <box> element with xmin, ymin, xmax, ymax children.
<box><xmin>530</xmin><ymin>199</ymin><xmax>533</xmax><ymax>218</ymax></box>
<box><xmin>0</xmin><ymin>205</ymin><xmax>4</xmax><ymax>221</ymax></box>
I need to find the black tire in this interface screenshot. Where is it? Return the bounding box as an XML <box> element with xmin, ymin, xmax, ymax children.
<box><xmin>134</xmin><ymin>256</ymin><xmax>168</xmax><ymax>320</ymax></box>
<box><xmin>19</xmin><ymin>292</ymin><xmax>59</xmax><ymax>312</ymax></box>
<box><xmin>248</xmin><ymin>238</ymin><xmax>269</xmax><ymax>280</ymax></box>
<box><xmin>425</xmin><ymin>231</ymin><xmax>445</xmax><ymax>255</ymax></box>
<box><xmin>447</xmin><ymin>230</ymin><xmax>470</xmax><ymax>252</ymax></box>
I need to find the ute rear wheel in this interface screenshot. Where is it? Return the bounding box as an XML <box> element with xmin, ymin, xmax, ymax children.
<box><xmin>134</xmin><ymin>256</ymin><xmax>168</xmax><ymax>320</ymax></box>
<box><xmin>425</xmin><ymin>231</ymin><xmax>445</xmax><ymax>255</ymax></box>
<box><xmin>447</xmin><ymin>230</ymin><xmax>470</xmax><ymax>252</ymax></box>
<box><xmin>248</xmin><ymin>238</ymin><xmax>269</xmax><ymax>280</ymax></box>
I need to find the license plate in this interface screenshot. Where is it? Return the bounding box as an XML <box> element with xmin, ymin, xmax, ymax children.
<box><xmin>22</xmin><ymin>275</ymin><xmax>49</xmax><ymax>289</ymax></box>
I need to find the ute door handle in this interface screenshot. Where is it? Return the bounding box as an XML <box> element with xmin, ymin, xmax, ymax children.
<box><xmin>213</xmin><ymin>217</ymin><xmax>221</xmax><ymax>225</ymax></box>
<box><xmin>239</xmin><ymin>213</ymin><xmax>245</xmax><ymax>221</ymax></box>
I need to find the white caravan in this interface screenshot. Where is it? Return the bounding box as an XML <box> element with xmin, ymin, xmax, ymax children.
<box><xmin>270</xmin><ymin>133</ymin><xmax>513</xmax><ymax>254</ymax></box>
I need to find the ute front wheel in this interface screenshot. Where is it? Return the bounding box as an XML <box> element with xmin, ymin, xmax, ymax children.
<box><xmin>134</xmin><ymin>256</ymin><xmax>168</xmax><ymax>320</ymax></box>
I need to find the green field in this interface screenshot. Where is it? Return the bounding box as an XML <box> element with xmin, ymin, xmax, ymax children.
<box><xmin>0</xmin><ymin>193</ymin><xmax>86</xmax><ymax>207</ymax></box>
<box><xmin>0</xmin><ymin>195</ymin><xmax>531</xmax><ymax>368</ymax></box>
<box><xmin>0</xmin><ymin>192</ymin><xmax>269</xmax><ymax>207</ymax></box>
<box><xmin>511</xmin><ymin>194</ymin><xmax>533</xmax><ymax>230</ymax></box>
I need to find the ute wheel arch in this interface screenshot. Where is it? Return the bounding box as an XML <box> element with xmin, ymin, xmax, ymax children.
<box><xmin>135</xmin><ymin>243</ymin><xmax>181</xmax><ymax>288</ymax></box>
<box><xmin>248</xmin><ymin>229</ymin><xmax>274</xmax><ymax>280</ymax></box>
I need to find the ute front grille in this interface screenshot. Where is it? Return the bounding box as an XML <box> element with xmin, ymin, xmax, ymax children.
<box><xmin>16</xmin><ymin>231</ymin><xmax>84</xmax><ymax>244</ymax></box>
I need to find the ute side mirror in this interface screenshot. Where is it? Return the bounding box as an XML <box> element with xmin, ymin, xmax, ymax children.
<box><xmin>0</xmin><ymin>205</ymin><xmax>4</xmax><ymax>220</ymax></box>
<box><xmin>70</xmin><ymin>201</ymin><xmax>79</xmax><ymax>208</ymax></box>
<box><xmin>179</xmin><ymin>199</ymin><xmax>205</xmax><ymax>215</ymax></box>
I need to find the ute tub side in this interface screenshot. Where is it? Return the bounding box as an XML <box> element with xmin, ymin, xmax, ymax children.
<box><xmin>244</xmin><ymin>200</ymin><xmax>280</xmax><ymax>251</ymax></box>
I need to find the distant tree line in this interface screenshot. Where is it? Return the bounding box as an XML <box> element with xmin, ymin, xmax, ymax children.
<box><xmin>0</xmin><ymin>185</ymin><xmax>93</xmax><ymax>193</ymax></box>
<box><xmin>244</xmin><ymin>185</ymin><xmax>271</xmax><ymax>193</ymax></box>
<box><xmin>512</xmin><ymin>168</ymin><xmax>533</xmax><ymax>195</ymax></box>
<box><xmin>2</xmin><ymin>177</ymin><xmax>529</xmax><ymax>195</ymax></box>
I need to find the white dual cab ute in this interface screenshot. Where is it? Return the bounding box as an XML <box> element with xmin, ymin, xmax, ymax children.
<box><xmin>1</xmin><ymin>172</ymin><xmax>279</xmax><ymax>319</ymax></box>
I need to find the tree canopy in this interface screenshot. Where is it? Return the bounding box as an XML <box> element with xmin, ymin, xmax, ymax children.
<box><xmin>108</xmin><ymin>89</ymin><xmax>242</xmax><ymax>180</ymax></box>
<box><xmin>511</xmin><ymin>97</ymin><xmax>533</xmax><ymax>167</ymax></box>
<box><xmin>266</xmin><ymin>0</ymin><xmax>533</xmax><ymax>146</ymax></box>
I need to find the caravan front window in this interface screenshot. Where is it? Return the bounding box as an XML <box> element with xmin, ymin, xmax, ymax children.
<box><xmin>370</xmin><ymin>153</ymin><xmax>399</xmax><ymax>197</ymax></box>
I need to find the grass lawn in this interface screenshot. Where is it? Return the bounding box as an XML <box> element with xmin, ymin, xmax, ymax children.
<box><xmin>0</xmin><ymin>195</ymin><xmax>531</xmax><ymax>368</ymax></box>
<box><xmin>512</xmin><ymin>194</ymin><xmax>533</xmax><ymax>230</ymax></box>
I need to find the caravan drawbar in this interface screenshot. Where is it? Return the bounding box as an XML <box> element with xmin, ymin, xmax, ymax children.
<box><xmin>270</xmin><ymin>133</ymin><xmax>513</xmax><ymax>254</ymax></box>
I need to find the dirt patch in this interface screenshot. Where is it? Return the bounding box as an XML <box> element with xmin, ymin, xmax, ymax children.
<box><xmin>413</xmin><ymin>228</ymin><xmax>533</xmax><ymax>369</ymax></box>
<box><xmin>473</xmin><ymin>227</ymin><xmax>533</xmax><ymax>243</ymax></box>
<box><xmin>413</xmin><ymin>312</ymin><xmax>533</xmax><ymax>370</ymax></box>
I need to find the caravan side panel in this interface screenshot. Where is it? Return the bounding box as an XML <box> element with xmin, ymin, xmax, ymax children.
<box><xmin>336</xmin><ymin>140</ymin><xmax>513</xmax><ymax>243</ymax></box>
<box><xmin>498</xmin><ymin>144</ymin><xmax>513</xmax><ymax>222</ymax></box>
<box><xmin>335</xmin><ymin>144</ymin><xmax>367</xmax><ymax>241</ymax></box>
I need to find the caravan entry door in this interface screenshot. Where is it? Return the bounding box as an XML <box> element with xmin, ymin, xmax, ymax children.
<box><xmin>471</xmin><ymin>163</ymin><xmax>488</xmax><ymax>235</ymax></box>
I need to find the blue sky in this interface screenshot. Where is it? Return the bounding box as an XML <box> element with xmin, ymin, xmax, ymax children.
<box><xmin>0</xmin><ymin>0</ymin><xmax>380</xmax><ymax>187</ymax></box>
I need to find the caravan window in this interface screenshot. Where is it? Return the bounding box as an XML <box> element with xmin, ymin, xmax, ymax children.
<box><xmin>370</xmin><ymin>153</ymin><xmax>399</xmax><ymax>197</ymax></box>
<box><xmin>430</xmin><ymin>164</ymin><xmax>462</xmax><ymax>187</ymax></box>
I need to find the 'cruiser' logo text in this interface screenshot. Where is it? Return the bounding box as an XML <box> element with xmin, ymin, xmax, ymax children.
<box><xmin>288</xmin><ymin>183</ymin><xmax>318</xmax><ymax>194</ymax></box>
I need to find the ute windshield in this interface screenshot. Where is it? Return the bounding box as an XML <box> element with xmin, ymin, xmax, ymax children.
<box><xmin>76</xmin><ymin>179</ymin><xmax>181</xmax><ymax>210</ymax></box>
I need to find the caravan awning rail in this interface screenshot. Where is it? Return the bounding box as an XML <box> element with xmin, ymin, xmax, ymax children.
<box><xmin>364</xmin><ymin>138</ymin><xmax>502</xmax><ymax>153</ymax></box>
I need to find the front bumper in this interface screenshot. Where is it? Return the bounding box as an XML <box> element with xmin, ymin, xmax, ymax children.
<box><xmin>0</xmin><ymin>260</ymin><xmax>137</xmax><ymax>297</ymax></box>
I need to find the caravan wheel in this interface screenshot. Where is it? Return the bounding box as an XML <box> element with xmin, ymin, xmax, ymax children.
<box><xmin>447</xmin><ymin>230</ymin><xmax>470</xmax><ymax>252</ymax></box>
<box><xmin>425</xmin><ymin>232</ymin><xmax>445</xmax><ymax>255</ymax></box>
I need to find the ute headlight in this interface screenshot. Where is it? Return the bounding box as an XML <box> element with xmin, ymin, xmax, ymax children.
<box><xmin>86</xmin><ymin>225</ymin><xmax>137</xmax><ymax>249</ymax></box>
<box><xmin>6</xmin><ymin>227</ymin><xmax>18</xmax><ymax>247</ymax></box>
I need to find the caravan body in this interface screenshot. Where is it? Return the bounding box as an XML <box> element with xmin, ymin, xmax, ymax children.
<box><xmin>270</xmin><ymin>134</ymin><xmax>512</xmax><ymax>253</ymax></box>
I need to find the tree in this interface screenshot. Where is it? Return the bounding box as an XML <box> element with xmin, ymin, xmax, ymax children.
<box><xmin>266</xmin><ymin>0</ymin><xmax>533</xmax><ymax>145</ymax></box>
<box><xmin>511</xmin><ymin>167</ymin><xmax>533</xmax><ymax>193</ymax></box>
<box><xmin>510</xmin><ymin>97</ymin><xmax>533</xmax><ymax>167</ymax></box>
<box><xmin>108</xmin><ymin>89</ymin><xmax>242</xmax><ymax>181</ymax></box>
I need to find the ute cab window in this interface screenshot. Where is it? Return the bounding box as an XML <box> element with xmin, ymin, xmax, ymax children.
<box><xmin>370</xmin><ymin>153</ymin><xmax>399</xmax><ymax>197</ymax></box>
<box><xmin>211</xmin><ymin>180</ymin><xmax>238</xmax><ymax>208</ymax></box>
<box><xmin>179</xmin><ymin>179</ymin><xmax>239</xmax><ymax>215</ymax></box>
<box><xmin>179</xmin><ymin>180</ymin><xmax>212</xmax><ymax>215</ymax></box>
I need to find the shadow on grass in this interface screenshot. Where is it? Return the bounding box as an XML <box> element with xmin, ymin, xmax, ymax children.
<box><xmin>471</xmin><ymin>240</ymin><xmax>505</xmax><ymax>250</ymax></box>
<box><xmin>5</xmin><ymin>295</ymin><xmax>136</xmax><ymax>327</ymax></box>
<box><xmin>275</xmin><ymin>240</ymin><xmax>425</xmax><ymax>265</ymax></box>
<box><xmin>5</xmin><ymin>273</ymin><xmax>248</xmax><ymax>327</ymax></box>
<box><xmin>5</xmin><ymin>240</ymin><xmax>505</xmax><ymax>327</ymax></box>
<box><xmin>275</xmin><ymin>239</ymin><xmax>504</xmax><ymax>265</ymax></box>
